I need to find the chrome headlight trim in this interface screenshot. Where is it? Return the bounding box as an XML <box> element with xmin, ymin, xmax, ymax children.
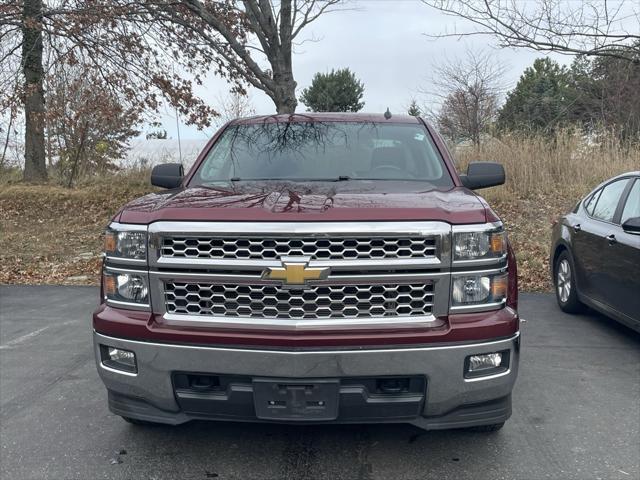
<box><xmin>451</xmin><ymin>222</ymin><xmax>507</xmax><ymax>266</ymax></box>
<box><xmin>449</xmin><ymin>267</ymin><xmax>508</xmax><ymax>313</ymax></box>
<box><xmin>103</xmin><ymin>266</ymin><xmax>151</xmax><ymax>311</ymax></box>
<box><xmin>104</xmin><ymin>222</ymin><xmax>148</xmax><ymax>264</ymax></box>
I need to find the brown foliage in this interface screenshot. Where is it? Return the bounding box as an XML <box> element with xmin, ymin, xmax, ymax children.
<box><xmin>158</xmin><ymin>0</ymin><xmax>343</xmax><ymax>113</ymax></box>
<box><xmin>46</xmin><ymin>66</ymin><xmax>140</xmax><ymax>186</ymax></box>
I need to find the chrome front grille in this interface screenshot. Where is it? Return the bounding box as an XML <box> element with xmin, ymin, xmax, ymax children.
<box><xmin>164</xmin><ymin>282</ymin><xmax>434</xmax><ymax>319</ymax></box>
<box><xmin>149</xmin><ymin>221</ymin><xmax>451</xmax><ymax>328</ymax></box>
<box><xmin>161</xmin><ymin>236</ymin><xmax>437</xmax><ymax>261</ymax></box>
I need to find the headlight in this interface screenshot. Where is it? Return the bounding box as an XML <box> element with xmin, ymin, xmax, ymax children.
<box><xmin>103</xmin><ymin>271</ymin><xmax>149</xmax><ymax>305</ymax></box>
<box><xmin>452</xmin><ymin>272</ymin><xmax>508</xmax><ymax>307</ymax></box>
<box><xmin>453</xmin><ymin>229</ymin><xmax>506</xmax><ymax>261</ymax></box>
<box><xmin>104</xmin><ymin>227</ymin><xmax>147</xmax><ymax>260</ymax></box>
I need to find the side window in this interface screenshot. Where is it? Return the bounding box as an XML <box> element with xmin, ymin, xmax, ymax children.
<box><xmin>621</xmin><ymin>179</ymin><xmax>640</xmax><ymax>224</ymax></box>
<box><xmin>592</xmin><ymin>179</ymin><xmax>630</xmax><ymax>223</ymax></box>
<box><xmin>584</xmin><ymin>189</ymin><xmax>601</xmax><ymax>216</ymax></box>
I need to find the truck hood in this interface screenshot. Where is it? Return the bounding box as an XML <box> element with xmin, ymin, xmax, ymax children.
<box><xmin>116</xmin><ymin>181</ymin><xmax>489</xmax><ymax>225</ymax></box>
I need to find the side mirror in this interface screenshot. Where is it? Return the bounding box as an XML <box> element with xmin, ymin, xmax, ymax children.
<box><xmin>459</xmin><ymin>162</ymin><xmax>505</xmax><ymax>190</ymax></box>
<box><xmin>151</xmin><ymin>163</ymin><xmax>184</xmax><ymax>189</ymax></box>
<box><xmin>622</xmin><ymin>217</ymin><xmax>640</xmax><ymax>235</ymax></box>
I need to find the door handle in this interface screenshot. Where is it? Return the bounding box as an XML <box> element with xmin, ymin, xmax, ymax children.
<box><xmin>573</xmin><ymin>224</ymin><xmax>581</xmax><ymax>233</ymax></box>
<box><xmin>606</xmin><ymin>234</ymin><xmax>617</xmax><ymax>245</ymax></box>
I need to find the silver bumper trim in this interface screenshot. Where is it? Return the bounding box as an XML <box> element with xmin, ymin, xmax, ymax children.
<box><xmin>160</xmin><ymin>312</ymin><xmax>439</xmax><ymax>331</ymax></box>
<box><xmin>95</xmin><ymin>331</ymin><xmax>519</xmax><ymax>354</ymax></box>
<box><xmin>94</xmin><ymin>331</ymin><xmax>520</xmax><ymax>419</ymax></box>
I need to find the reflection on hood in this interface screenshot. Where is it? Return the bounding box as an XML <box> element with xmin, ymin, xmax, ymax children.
<box><xmin>118</xmin><ymin>180</ymin><xmax>489</xmax><ymax>224</ymax></box>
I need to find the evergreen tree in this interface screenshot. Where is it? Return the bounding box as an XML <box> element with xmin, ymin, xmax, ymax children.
<box><xmin>497</xmin><ymin>58</ymin><xmax>573</xmax><ymax>134</ymax></box>
<box><xmin>499</xmin><ymin>47</ymin><xmax>640</xmax><ymax>140</ymax></box>
<box><xmin>571</xmin><ymin>50</ymin><xmax>640</xmax><ymax>139</ymax></box>
<box><xmin>300</xmin><ymin>69</ymin><xmax>365</xmax><ymax>112</ymax></box>
<box><xmin>407</xmin><ymin>100</ymin><xmax>421</xmax><ymax>116</ymax></box>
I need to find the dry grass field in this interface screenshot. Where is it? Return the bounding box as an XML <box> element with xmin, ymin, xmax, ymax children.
<box><xmin>454</xmin><ymin>131</ymin><xmax>639</xmax><ymax>290</ymax></box>
<box><xmin>0</xmin><ymin>174</ymin><xmax>153</xmax><ymax>285</ymax></box>
<box><xmin>1</xmin><ymin>131</ymin><xmax>638</xmax><ymax>291</ymax></box>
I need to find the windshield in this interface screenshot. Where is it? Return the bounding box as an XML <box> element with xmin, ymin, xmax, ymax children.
<box><xmin>190</xmin><ymin>121</ymin><xmax>453</xmax><ymax>187</ymax></box>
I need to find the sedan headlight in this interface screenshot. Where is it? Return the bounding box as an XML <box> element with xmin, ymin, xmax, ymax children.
<box><xmin>452</xmin><ymin>272</ymin><xmax>508</xmax><ymax>307</ymax></box>
<box><xmin>453</xmin><ymin>229</ymin><xmax>506</xmax><ymax>261</ymax></box>
<box><xmin>104</xmin><ymin>226</ymin><xmax>147</xmax><ymax>260</ymax></box>
<box><xmin>103</xmin><ymin>270</ymin><xmax>150</xmax><ymax>305</ymax></box>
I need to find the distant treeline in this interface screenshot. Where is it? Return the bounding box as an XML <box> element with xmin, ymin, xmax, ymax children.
<box><xmin>498</xmin><ymin>50</ymin><xmax>640</xmax><ymax>140</ymax></box>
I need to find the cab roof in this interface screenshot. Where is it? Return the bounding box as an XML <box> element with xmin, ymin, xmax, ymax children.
<box><xmin>229</xmin><ymin>112</ymin><xmax>422</xmax><ymax>125</ymax></box>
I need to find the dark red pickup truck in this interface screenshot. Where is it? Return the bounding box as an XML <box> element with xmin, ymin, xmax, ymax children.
<box><xmin>93</xmin><ymin>113</ymin><xmax>519</xmax><ymax>431</ymax></box>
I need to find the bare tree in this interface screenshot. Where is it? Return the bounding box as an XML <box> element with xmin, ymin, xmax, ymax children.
<box><xmin>46</xmin><ymin>65</ymin><xmax>139</xmax><ymax>187</ymax></box>
<box><xmin>1</xmin><ymin>1</ymin><xmax>343</xmax><ymax>182</ymax></box>
<box><xmin>1</xmin><ymin>1</ymin><xmax>227</xmax><ymax>182</ymax></box>
<box><xmin>151</xmin><ymin>0</ymin><xmax>343</xmax><ymax>114</ymax></box>
<box><xmin>422</xmin><ymin>0</ymin><xmax>640</xmax><ymax>62</ymax></box>
<box><xmin>424</xmin><ymin>49</ymin><xmax>506</xmax><ymax>147</ymax></box>
<box><xmin>215</xmin><ymin>90</ymin><xmax>256</xmax><ymax>125</ymax></box>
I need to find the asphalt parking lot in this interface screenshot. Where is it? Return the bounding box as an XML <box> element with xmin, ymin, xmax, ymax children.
<box><xmin>0</xmin><ymin>285</ymin><xmax>638</xmax><ymax>480</ymax></box>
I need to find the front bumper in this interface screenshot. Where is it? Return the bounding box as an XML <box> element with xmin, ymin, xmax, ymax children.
<box><xmin>94</xmin><ymin>331</ymin><xmax>520</xmax><ymax>430</ymax></box>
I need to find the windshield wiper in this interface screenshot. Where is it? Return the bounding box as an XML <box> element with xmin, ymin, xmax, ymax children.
<box><xmin>228</xmin><ymin>177</ymin><xmax>353</xmax><ymax>182</ymax></box>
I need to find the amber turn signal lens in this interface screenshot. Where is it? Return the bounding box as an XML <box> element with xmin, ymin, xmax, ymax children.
<box><xmin>104</xmin><ymin>231</ymin><xmax>117</xmax><ymax>253</ymax></box>
<box><xmin>491</xmin><ymin>274</ymin><xmax>508</xmax><ymax>299</ymax></box>
<box><xmin>103</xmin><ymin>273</ymin><xmax>117</xmax><ymax>296</ymax></box>
<box><xmin>490</xmin><ymin>232</ymin><xmax>505</xmax><ymax>254</ymax></box>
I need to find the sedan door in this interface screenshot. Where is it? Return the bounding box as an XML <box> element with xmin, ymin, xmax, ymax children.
<box><xmin>570</xmin><ymin>189</ymin><xmax>602</xmax><ymax>299</ymax></box>
<box><xmin>574</xmin><ymin>178</ymin><xmax>631</xmax><ymax>306</ymax></box>
<box><xmin>610</xmin><ymin>179</ymin><xmax>640</xmax><ymax>323</ymax></box>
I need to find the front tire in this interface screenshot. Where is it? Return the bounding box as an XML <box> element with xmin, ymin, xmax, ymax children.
<box><xmin>554</xmin><ymin>251</ymin><xmax>582</xmax><ymax>313</ymax></box>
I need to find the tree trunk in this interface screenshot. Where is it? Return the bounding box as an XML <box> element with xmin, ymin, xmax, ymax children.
<box><xmin>1</xmin><ymin>107</ymin><xmax>14</xmax><ymax>167</ymax></box>
<box><xmin>22</xmin><ymin>0</ymin><xmax>47</xmax><ymax>182</ymax></box>
<box><xmin>67</xmin><ymin>123</ymin><xmax>88</xmax><ymax>188</ymax></box>
<box><xmin>271</xmin><ymin>70</ymin><xmax>297</xmax><ymax>114</ymax></box>
<box><xmin>270</xmin><ymin>35</ymin><xmax>297</xmax><ymax>115</ymax></box>
<box><xmin>273</xmin><ymin>85</ymin><xmax>297</xmax><ymax>114</ymax></box>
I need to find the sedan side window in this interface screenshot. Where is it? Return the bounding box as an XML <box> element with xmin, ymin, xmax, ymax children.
<box><xmin>584</xmin><ymin>189</ymin><xmax>601</xmax><ymax>216</ymax></box>
<box><xmin>592</xmin><ymin>179</ymin><xmax>630</xmax><ymax>223</ymax></box>
<box><xmin>621</xmin><ymin>180</ymin><xmax>640</xmax><ymax>224</ymax></box>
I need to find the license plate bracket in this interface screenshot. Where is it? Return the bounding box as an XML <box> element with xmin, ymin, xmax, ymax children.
<box><xmin>253</xmin><ymin>378</ymin><xmax>340</xmax><ymax>421</ymax></box>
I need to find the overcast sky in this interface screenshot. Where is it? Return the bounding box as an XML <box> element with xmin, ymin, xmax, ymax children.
<box><xmin>160</xmin><ymin>0</ymin><xmax>569</xmax><ymax>140</ymax></box>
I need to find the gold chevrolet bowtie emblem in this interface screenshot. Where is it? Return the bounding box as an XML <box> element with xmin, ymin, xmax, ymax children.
<box><xmin>263</xmin><ymin>257</ymin><xmax>330</xmax><ymax>286</ymax></box>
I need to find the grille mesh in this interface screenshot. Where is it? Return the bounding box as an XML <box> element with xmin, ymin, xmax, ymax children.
<box><xmin>164</xmin><ymin>282</ymin><xmax>434</xmax><ymax>319</ymax></box>
<box><xmin>161</xmin><ymin>236</ymin><xmax>436</xmax><ymax>261</ymax></box>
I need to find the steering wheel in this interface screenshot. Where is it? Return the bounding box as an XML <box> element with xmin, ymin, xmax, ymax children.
<box><xmin>371</xmin><ymin>164</ymin><xmax>406</xmax><ymax>178</ymax></box>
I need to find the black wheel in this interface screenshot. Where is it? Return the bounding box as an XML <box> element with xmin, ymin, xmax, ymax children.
<box><xmin>554</xmin><ymin>250</ymin><xmax>583</xmax><ymax>313</ymax></box>
<box><xmin>121</xmin><ymin>416</ymin><xmax>158</xmax><ymax>426</ymax></box>
<box><xmin>469</xmin><ymin>422</ymin><xmax>505</xmax><ymax>432</ymax></box>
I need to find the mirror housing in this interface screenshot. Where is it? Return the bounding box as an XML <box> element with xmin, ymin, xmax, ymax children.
<box><xmin>459</xmin><ymin>162</ymin><xmax>505</xmax><ymax>190</ymax></box>
<box><xmin>151</xmin><ymin>163</ymin><xmax>184</xmax><ymax>189</ymax></box>
<box><xmin>622</xmin><ymin>217</ymin><xmax>640</xmax><ymax>235</ymax></box>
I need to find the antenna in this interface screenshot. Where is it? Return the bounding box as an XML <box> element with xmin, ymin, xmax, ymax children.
<box><xmin>384</xmin><ymin>108</ymin><xmax>392</xmax><ymax>120</ymax></box>
<box><xmin>175</xmin><ymin>107</ymin><xmax>182</xmax><ymax>164</ymax></box>
<box><xmin>172</xmin><ymin>65</ymin><xmax>183</xmax><ymax>164</ymax></box>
